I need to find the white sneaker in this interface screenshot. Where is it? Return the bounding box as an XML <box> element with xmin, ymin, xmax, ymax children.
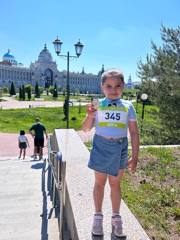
<box><xmin>92</xmin><ymin>213</ymin><xmax>103</xmax><ymax>236</ymax></box>
<box><xmin>112</xmin><ymin>215</ymin><xmax>124</xmax><ymax>237</ymax></box>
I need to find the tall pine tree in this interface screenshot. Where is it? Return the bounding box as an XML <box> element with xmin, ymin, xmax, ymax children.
<box><xmin>22</xmin><ymin>85</ymin><xmax>26</xmax><ymax>100</ymax></box>
<box><xmin>35</xmin><ymin>82</ymin><xmax>40</xmax><ymax>98</ymax></box>
<box><xmin>53</xmin><ymin>83</ymin><xmax>58</xmax><ymax>98</ymax></box>
<box><xmin>10</xmin><ymin>82</ymin><xmax>16</xmax><ymax>96</ymax></box>
<box><xmin>19</xmin><ymin>86</ymin><xmax>22</xmax><ymax>100</ymax></box>
<box><xmin>27</xmin><ymin>87</ymin><xmax>31</xmax><ymax>100</ymax></box>
<box><xmin>138</xmin><ymin>25</ymin><xmax>180</xmax><ymax>143</ymax></box>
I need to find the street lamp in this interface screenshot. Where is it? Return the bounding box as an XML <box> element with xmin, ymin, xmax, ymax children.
<box><xmin>136</xmin><ymin>91</ymin><xmax>140</xmax><ymax>113</ymax></box>
<box><xmin>141</xmin><ymin>93</ymin><xmax>148</xmax><ymax>120</ymax></box>
<box><xmin>53</xmin><ymin>37</ymin><xmax>84</xmax><ymax>128</ymax></box>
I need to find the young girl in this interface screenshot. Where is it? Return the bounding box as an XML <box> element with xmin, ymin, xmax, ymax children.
<box><xmin>82</xmin><ymin>69</ymin><xmax>139</xmax><ymax>237</ymax></box>
<box><xmin>18</xmin><ymin>130</ymin><xmax>29</xmax><ymax>159</ymax></box>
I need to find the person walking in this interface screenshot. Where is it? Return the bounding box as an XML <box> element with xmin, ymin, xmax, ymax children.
<box><xmin>18</xmin><ymin>130</ymin><xmax>29</xmax><ymax>159</ymax></box>
<box><xmin>29</xmin><ymin>117</ymin><xmax>48</xmax><ymax>160</ymax></box>
<box><xmin>82</xmin><ymin>69</ymin><xmax>139</xmax><ymax>237</ymax></box>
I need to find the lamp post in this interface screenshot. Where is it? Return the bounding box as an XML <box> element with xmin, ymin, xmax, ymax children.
<box><xmin>141</xmin><ymin>93</ymin><xmax>148</xmax><ymax>120</ymax></box>
<box><xmin>53</xmin><ymin>37</ymin><xmax>84</xmax><ymax>128</ymax></box>
<box><xmin>136</xmin><ymin>91</ymin><xmax>140</xmax><ymax>113</ymax></box>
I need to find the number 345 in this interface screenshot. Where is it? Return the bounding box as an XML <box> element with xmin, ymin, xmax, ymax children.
<box><xmin>105</xmin><ymin>112</ymin><xmax>120</xmax><ymax>120</ymax></box>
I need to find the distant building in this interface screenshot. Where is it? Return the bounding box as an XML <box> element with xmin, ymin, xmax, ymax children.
<box><xmin>0</xmin><ymin>45</ymin><xmax>103</xmax><ymax>94</ymax></box>
<box><xmin>0</xmin><ymin>49</ymin><xmax>32</xmax><ymax>88</ymax></box>
<box><xmin>125</xmin><ymin>75</ymin><xmax>133</xmax><ymax>89</ymax></box>
<box><xmin>125</xmin><ymin>75</ymin><xmax>141</xmax><ymax>89</ymax></box>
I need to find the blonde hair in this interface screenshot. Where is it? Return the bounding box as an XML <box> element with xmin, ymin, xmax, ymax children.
<box><xmin>101</xmin><ymin>69</ymin><xmax>124</xmax><ymax>85</ymax></box>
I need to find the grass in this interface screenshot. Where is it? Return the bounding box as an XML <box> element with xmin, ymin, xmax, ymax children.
<box><xmin>121</xmin><ymin>147</ymin><xmax>180</xmax><ymax>240</ymax></box>
<box><xmin>0</xmin><ymin>106</ymin><xmax>87</xmax><ymax>133</ymax></box>
<box><xmin>0</xmin><ymin>102</ymin><xmax>179</xmax><ymax>145</ymax></box>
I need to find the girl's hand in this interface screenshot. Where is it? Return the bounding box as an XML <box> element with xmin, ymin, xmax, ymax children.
<box><xmin>87</xmin><ymin>103</ymin><xmax>97</xmax><ymax>112</ymax></box>
<box><xmin>128</xmin><ymin>157</ymin><xmax>137</xmax><ymax>173</ymax></box>
<box><xmin>86</xmin><ymin>103</ymin><xmax>97</xmax><ymax>118</ymax></box>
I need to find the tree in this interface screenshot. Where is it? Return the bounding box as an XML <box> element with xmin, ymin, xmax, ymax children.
<box><xmin>9</xmin><ymin>82</ymin><xmax>16</xmax><ymax>96</ymax></box>
<box><xmin>35</xmin><ymin>82</ymin><xmax>40</xmax><ymax>98</ymax></box>
<box><xmin>27</xmin><ymin>87</ymin><xmax>31</xmax><ymax>100</ymax></box>
<box><xmin>0</xmin><ymin>88</ymin><xmax>2</xmax><ymax>99</ymax></box>
<box><xmin>24</xmin><ymin>84</ymin><xmax>32</xmax><ymax>100</ymax></box>
<box><xmin>19</xmin><ymin>86</ymin><xmax>22</xmax><ymax>100</ymax></box>
<box><xmin>138</xmin><ymin>25</ymin><xmax>180</xmax><ymax>143</ymax></box>
<box><xmin>62</xmin><ymin>88</ymin><xmax>66</xmax><ymax>96</ymax></box>
<box><xmin>3</xmin><ymin>87</ymin><xmax>9</xmax><ymax>94</ymax></box>
<box><xmin>53</xmin><ymin>83</ymin><xmax>58</xmax><ymax>98</ymax></box>
<box><xmin>22</xmin><ymin>84</ymin><xmax>26</xmax><ymax>100</ymax></box>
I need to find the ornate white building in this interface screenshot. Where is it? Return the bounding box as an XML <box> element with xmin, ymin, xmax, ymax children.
<box><xmin>0</xmin><ymin>45</ymin><xmax>103</xmax><ymax>94</ymax></box>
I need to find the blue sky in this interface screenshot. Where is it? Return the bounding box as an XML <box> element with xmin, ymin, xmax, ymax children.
<box><xmin>0</xmin><ymin>0</ymin><xmax>180</xmax><ymax>82</ymax></box>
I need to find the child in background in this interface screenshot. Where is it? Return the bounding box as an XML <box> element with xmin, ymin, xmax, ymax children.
<box><xmin>18</xmin><ymin>130</ymin><xmax>29</xmax><ymax>159</ymax></box>
<box><xmin>82</xmin><ymin>69</ymin><xmax>139</xmax><ymax>237</ymax></box>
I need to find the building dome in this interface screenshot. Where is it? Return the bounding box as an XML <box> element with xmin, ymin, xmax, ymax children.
<box><xmin>3</xmin><ymin>49</ymin><xmax>17</xmax><ymax>65</ymax></box>
<box><xmin>38</xmin><ymin>44</ymin><xmax>53</xmax><ymax>63</ymax></box>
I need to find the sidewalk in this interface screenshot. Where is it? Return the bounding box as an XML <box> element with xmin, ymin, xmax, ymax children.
<box><xmin>0</xmin><ymin>96</ymin><xmax>86</xmax><ymax>109</ymax></box>
<box><xmin>0</xmin><ymin>156</ymin><xmax>59</xmax><ymax>240</ymax></box>
<box><xmin>0</xmin><ymin>133</ymin><xmax>48</xmax><ymax>157</ymax></box>
<box><xmin>0</xmin><ymin>99</ymin><xmax>64</xmax><ymax>109</ymax></box>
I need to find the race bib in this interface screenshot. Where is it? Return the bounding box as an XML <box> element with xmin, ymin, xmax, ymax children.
<box><xmin>97</xmin><ymin>106</ymin><xmax>128</xmax><ymax>128</ymax></box>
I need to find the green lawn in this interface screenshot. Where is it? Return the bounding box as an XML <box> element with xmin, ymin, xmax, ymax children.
<box><xmin>121</xmin><ymin>147</ymin><xmax>180</xmax><ymax>240</ymax></box>
<box><xmin>0</xmin><ymin>106</ymin><xmax>86</xmax><ymax>133</ymax></box>
<box><xmin>0</xmin><ymin>103</ymin><xmax>179</xmax><ymax>145</ymax></box>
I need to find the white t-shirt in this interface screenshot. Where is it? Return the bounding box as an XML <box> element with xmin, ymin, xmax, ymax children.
<box><xmin>19</xmin><ymin>135</ymin><xmax>28</xmax><ymax>143</ymax></box>
<box><xmin>95</xmin><ymin>98</ymin><xmax>137</xmax><ymax>138</ymax></box>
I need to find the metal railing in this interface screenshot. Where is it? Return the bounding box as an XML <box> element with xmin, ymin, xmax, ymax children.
<box><xmin>48</xmin><ymin>135</ymin><xmax>66</xmax><ymax>240</ymax></box>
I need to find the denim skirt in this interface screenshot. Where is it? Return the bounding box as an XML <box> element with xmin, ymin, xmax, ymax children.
<box><xmin>88</xmin><ymin>134</ymin><xmax>128</xmax><ymax>176</ymax></box>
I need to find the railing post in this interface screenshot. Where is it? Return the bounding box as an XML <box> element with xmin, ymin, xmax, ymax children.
<box><xmin>55</xmin><ymin>152</ymin><xmax>64</xmax><ymax>240</ymax></box>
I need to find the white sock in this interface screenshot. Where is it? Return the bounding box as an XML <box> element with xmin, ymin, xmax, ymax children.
<box><xmin>95</xmin><ymin>212</ymin><xmax>103</xmax><ymax>215</ymax></box>
<box><xmin>112</xmin><ymin>213</ymin><xmax>120</xmax><ymax>217</ymax></box>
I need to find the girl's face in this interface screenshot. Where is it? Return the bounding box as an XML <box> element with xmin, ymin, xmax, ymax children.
<box><xmin>101</xmin><ymin>78</ymin><xmax>124</xmax><ymax>99</ymax></box>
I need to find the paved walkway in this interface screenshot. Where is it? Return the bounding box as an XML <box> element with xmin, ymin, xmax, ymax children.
<box><xmin>0</xmin><ymin>156</ymin><xmax>59</xmax><ymax>240</ymax></box>
<box><xmin>0</xmin><ymin>132</ymin><xmax>179</xmax><ymax>158</ymax></box>
<box><xmin>0</xmin><ymin>96</ymin><xmax>86</xmax><ymax>109</ymax></box>
<box><xmin>0</xmin><ymin>99</ymin><xmax>63</xmax><ymax>109</ymax></box>
<box><xmin>0</xmin><ymin>133</ymin><xmax>48</xmax><ymax>157</ymax></box>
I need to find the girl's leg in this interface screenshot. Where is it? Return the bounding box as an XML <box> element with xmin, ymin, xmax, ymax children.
<box><xmin>23</xmin><ymin>149</ymin><xmax>26</xmax><ymax>159</ymax></box>
<box><xmin>93</xmin><ymin>171</ymin><xmax>107</xmax><ymax>213</ymax></box>
<box><xmin>108</xmin><ymin>170</ymin><xmax>125</xmax><ymax>214</ymax></box>
<box><xmin>19</xmin><ymin>149</ymin><xmax>22</xmax><ymax>158</ymax></box>
<box><xmin>92</xmin><ymin>171</ymin><xmax>107</xmax><ymax>236</ymax></box>
<box><xmin>108</xmin><ymin>170</ymin><xmax>125</xmax><ymax>237</ymax></box>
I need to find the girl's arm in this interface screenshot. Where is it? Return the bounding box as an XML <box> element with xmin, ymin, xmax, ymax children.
<box><xmin>128</xmin><ymin>120</ymin><xmax>140</xmax><ymax>173</ymax></box>
<box><xmin>82</xmin><ymin>104</ymin><xmax>96</xmax><ymax>132</ymax></box>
